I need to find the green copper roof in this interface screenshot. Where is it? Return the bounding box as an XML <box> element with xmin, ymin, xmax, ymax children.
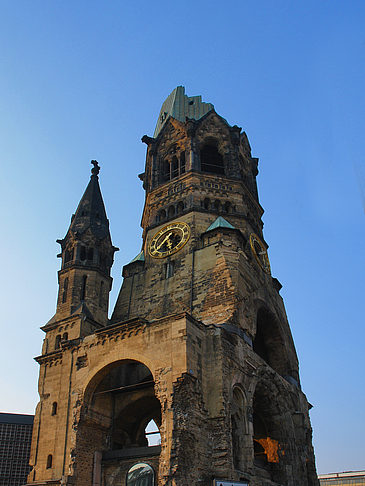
<box><xmin>129</xmin><ymin>250</ymin><xmax>145</xmax><ymax>264</ymax></box>
<box><xmin>206</xmin><ymin>216</ymin><xmax>235</xmax><ymax>232</ymax></box>
<box><xmin>154</xmin><ymin>86</ymin><xmax>214</xmax><ymax>137</ymax></box>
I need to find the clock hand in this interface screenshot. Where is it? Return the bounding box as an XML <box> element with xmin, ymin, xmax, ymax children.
<box><xmin>156</xmin><ymin>232</ymin><xmax>173</xmax><ymax>250</ymax></box>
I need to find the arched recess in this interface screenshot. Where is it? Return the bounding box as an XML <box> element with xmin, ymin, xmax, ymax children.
<box><xmin>75</xmin><ymin>360</ymin><xmax>161</xmax><ymax>484</ymax></box>
<box><xmin>252</xmin><ymin>379</ymin><xmax>292</xmax><ymax>484</ymax></box>
<box><xmin>231</xmin><ymin>386</ymin><xmax>248</xmax><ymax>471</ymax></box>
<box><xmin>253</xmin><ymin>307</ymin><xmax>291</xmax><ymax>377</ymax></box>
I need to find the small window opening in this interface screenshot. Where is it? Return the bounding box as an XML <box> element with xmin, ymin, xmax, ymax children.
<box><xmin>214</xmin><ymin>200</ymin><xmax>221</xmax><ymax>212</ymax></box>
<box><xmin>177</xmin><ymin>201</ymin><xmax>184</xmax><ymax>214</ymax></box>
<box><xmin>81</xmin><ymin>275</ymin><xmax>87</xmax><ymax>301</ymax></box>
<box><xmin>62</xmin><ymin>332</ymin><xmax>68</xmax><ymax>341</ymax></box>
<box><xmin>55</xmin><ymin>335</ymin><xmax>61</xmax><ymax>350</ymax></box>
<box><xmin>51</xmin><ymin>402</ymin><xmax>57</xmax><ymax>416</ymax></box>
<box><xmin>224</xmin><ymin>201</ymin><xmax>231</xmax><ymax>213</ymax></box>
<box><xmin>46</xmin><ymin>455</ymin><xmax>53</xmax><ymax>469</ymax></box>
<box><xmin>62</xmin><ymin>277</ymin><xmax>68</xmax><ymax>303</ymax></box>
<box><xmin>203</xmin><ymin>198</ymin><xmax>210</xmax><ymax>210</ymax></box>
<box><xmin>158</xmin><ymin>209</ymin><xmax>166</xmax><ymax>222</ymax></box>
<box><xmin>164</xmin><ymin>262</ymin><xmax>174</xmax><ymax>279</ymax></box>
<box><xmin>145</xmin><ymin>419</ymin><xmax>161</xmax><ymax>446</ymax></box>
<box><xmin>200</xmin><ymin>143</ymin><xmax>225</xmax><ymax>174</ymax></box>
<box><xmin>80</xmin><ymin>246</ymin><xmax>86</xmax><ymax>261</ymax></box>
<box><xmin>87</xmin><ymin>248</ymin><xmax>94</xmax><ymax>261</ymax></box>
<box><xmin>168</xmin><ymin>206</ymin><xmax>175</xmax><ymax>218</ymax></box>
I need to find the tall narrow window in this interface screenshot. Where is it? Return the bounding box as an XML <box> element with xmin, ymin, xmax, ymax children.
<box><xmin>62</xmin><ymin>277</ymin><xmax>68</xmax><ymax>303</ymax></box>
<box><xmin>55</xmin><ymin>335</ymin><xmax>61</xmax><ymax>350</ymax></box>
<box><xmin>163</xmin><ymin>160</ymin><xmax>170</xmax><ymax>181</ymax></box>
<box><xmin>80</xmin><ymin>246</ymin><xmax>86</xmax><ymax>261</ymax></box>
<box><xmin>99</xmin><ymin>281</ymin><xmax>104</xmax><ymax>308</ymax></box>
<box><xmin>81</xmin><ymin>275</ymin><xmax>87</xmax><ymax>301</ymax></box>
<box><xmin>62</xmin><ymin>332</ymin><xmax>68</xmax><ymax>341</ymax></box>
<box><xmin>180</xmin><ymin>151</ymin><xmax>186</xmax><ymax>174</ymax></box>
<box><xmin>46</xmin><ymin>455</ymin><xmax>53</xmax><ymax>469</ymax></box>
<box><xmin>87</xmin><ymin>248</ymin><xmax>94</xmax><ymax>261</ymax></box>
<box><xmin>171</xmin><ymin>156</ymin><xmax>179</xmax><ymax>179</ymax></box>
<box><xmin>51</xmin><ymin>402</ymin><xmax>57</xmax><ymax>416</ymax></box>
<box><xmin>165</xmin><ymin>262</ymin><xmax>174</xmax><ymax>279</ymax></box>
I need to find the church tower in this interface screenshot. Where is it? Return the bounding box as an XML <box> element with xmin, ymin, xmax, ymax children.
<box><xmin>27</xmin><ymin>88</ymin><xmax>318</xmax><ymax>486</ymax></box>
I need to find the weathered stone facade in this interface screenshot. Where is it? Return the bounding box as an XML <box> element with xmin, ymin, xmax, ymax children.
<box><xmin>27</xmin><ymin>88</ymin><xmax>319</xmax><ymax>486</ymax></box>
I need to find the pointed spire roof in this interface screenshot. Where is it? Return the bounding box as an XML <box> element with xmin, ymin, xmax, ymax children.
<box><xmin>206</xmin><ymin>216</ymin><xmax>235</xmax><ymax>232</ymax></box>
<box><xmin>69</xmin><ymin>161</ymin><xmax>110</xmax><ymax>239</ymax></box>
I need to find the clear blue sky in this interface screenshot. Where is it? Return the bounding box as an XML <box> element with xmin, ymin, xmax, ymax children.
<box><xmin>0</xmin><ymin>0</ymin><xmax>364</xmax><ymax>475</ymax></box>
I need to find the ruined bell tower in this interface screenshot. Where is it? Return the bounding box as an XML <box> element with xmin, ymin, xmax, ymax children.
<box><xmin>28</xmin><ymin>87</ymin><xmax>319</xmax><ymax>486</ymax></box>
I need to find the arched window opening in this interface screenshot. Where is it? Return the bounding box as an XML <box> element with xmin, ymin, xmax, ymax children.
<box><xmin>231</xmin><ymin>387</ymin><xmax>247</xmax><ymax>471</ymax></box>
<box><xmin>87</xmin><ymin>248</ymin><xmax>94</xmax><ymax>261</ymax></box>
<box><xmin>126</xmin><ymin>463</ymin><xmax>154</xmax><ymax>486</ymax></box>
<box><xmin>55</xmin><ymin>335</ymin><xmax>61</xmax><ymax>350</ymax></box>
<box><xmin>51</xmin><ymin>402</ymin><xmax>57</xmax><ymax>416</ymax></box>
<box><xmin>253</xmin><ymin>382</ymin><xmax>284</xmax><ymax>481</ymax></box>
<box><xmin>214</xmin><ymin>200</ymin><xmax>221</xmax><ymax>213</ymax></box>
<box><xmin>253</xmin><ymin>308</ymin><xmax>289</xmax><ymax>376</ymax></box>
<box><xmin>64</xmin><ymin>248</ymin><xmax>74</xmax><ymax>264</ymax></box>
<box><xmin>46</xmin><ymin>454</ymin><xmax>53</xmax><ymax>469</ymax></box>
<box><xmin>180</xmin><ymin>152</ymin><xmax>186</xmax><ymax>174</ymax></box>
<box><xmin>168</xmin><ymin>206</ymin><xmax>175</xmax><ymax>218</ymax></box>
<box><xmin>200</xmin><ymin>143</ymin><xmax>225</xmax><ymax>174</ymax></box>
<box><xmin>80</xmin><ymin>246</ymin><xmax>86</xmax><ymax>261</ymax></box>
<box><xmin>176</xmin><ymin>201</ymin><xmax>184</xmax><ymax>214</ymax></box>
<box><xmin>62</xmin><ymin>332</ymin><xmax>68</xmax><ymax>341</ymax></box>
<box><xmin>203</xmin><ymin>198</ymin><xmax>210</xmax><ymax>210</ymax></box>
<box><xmin>81</xmin><ymin>275</ymin><xmax>87</xmax><ymax>301</ymax></box>
<box><xmin>62</xmin><ymin>277</ymin><xmax>68</xmax><ymax>303</ymax></box>
<box><xmin>158</xmin><ymin>209</ymin><xmax>166</xmax><ymax>222</ymax></box>
<box><xmin>145</xmin><ymin>419</ymin><xmax>161</xmax><ymax>446</ymax></box>
<box><xmin>224</xmin><ymin>201</ymin><xmax>231</xmax><ymax>213</ymax></box>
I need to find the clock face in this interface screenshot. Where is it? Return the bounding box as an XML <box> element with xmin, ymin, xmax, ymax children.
<box><xmin>249</xmin><ymin>233</ymin><xmax>271</xmax><ymax>274</ymax></box>
<box><xmin>149</xmin><ymin>222</ymin><xmax>190</xmax><ymax>258</ymax></box>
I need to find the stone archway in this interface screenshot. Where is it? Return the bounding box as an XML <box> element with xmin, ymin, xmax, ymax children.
<box><xmin>74</xmin><ymin>359</ymin><xmax>161</xmax><ymax>486</ymax></box>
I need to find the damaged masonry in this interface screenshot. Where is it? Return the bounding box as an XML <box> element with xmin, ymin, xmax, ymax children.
<box><xmin>27</xmin><ymin>87</ymin><xmax>319</xmax><ymax>486</ymax></box>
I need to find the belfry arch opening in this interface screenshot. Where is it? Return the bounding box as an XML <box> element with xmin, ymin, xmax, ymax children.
<box><xmin>200</xmin><ymin>141</ymin><xmax>225</xmax><ymax>175</ymax></box>
<box><xmin>253</xmin><ymin>307</ymin><xmax>290</xmax><ymax>376</ymax></box>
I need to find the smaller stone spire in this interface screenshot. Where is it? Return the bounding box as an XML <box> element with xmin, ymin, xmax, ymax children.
<box><xmin>68</xmin><ymin>160</ymin><xmax>109</xmax><ymax>239</ymax></box>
